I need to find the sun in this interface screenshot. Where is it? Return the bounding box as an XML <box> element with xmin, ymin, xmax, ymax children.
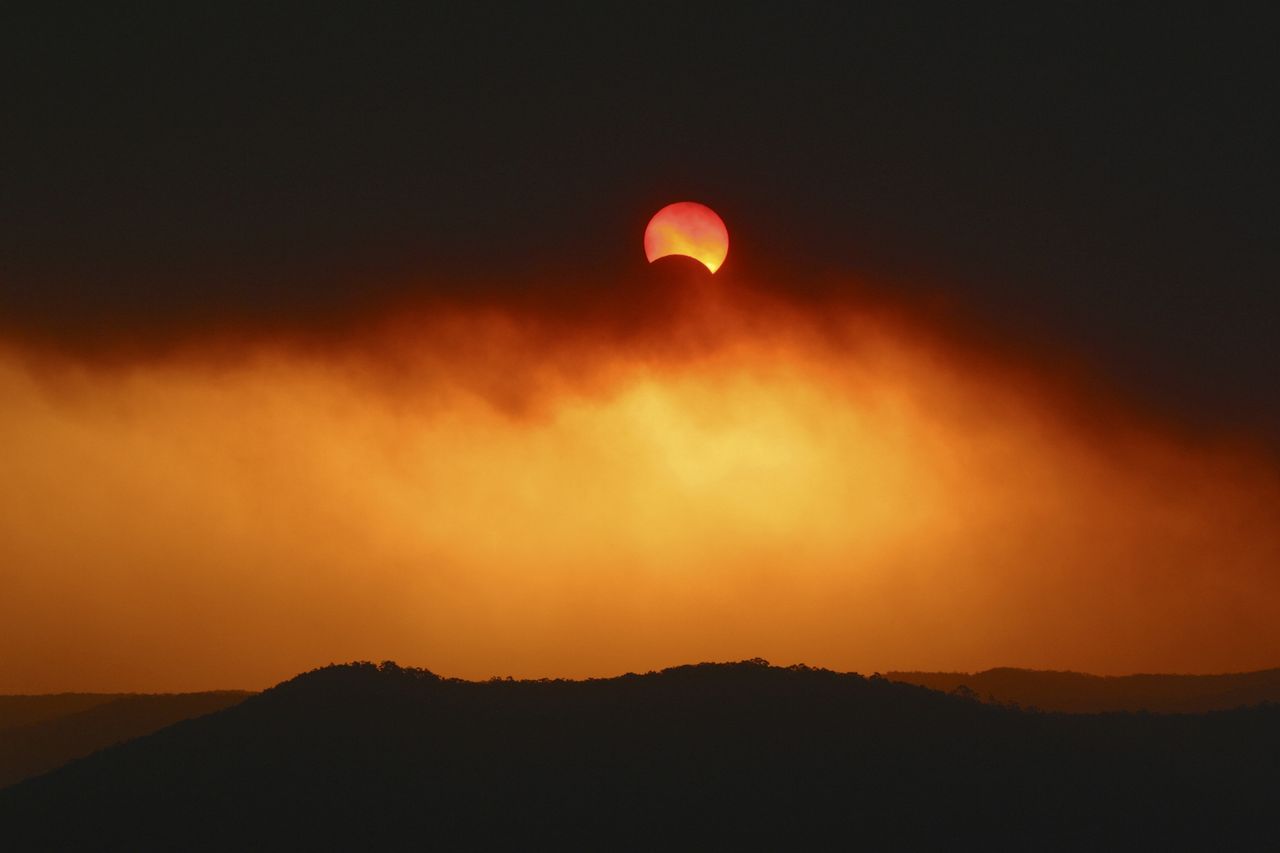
<box><xmin>644</xmin><ymin>202</ymin><xmax>729</xmax><ymax>273</ymax></box>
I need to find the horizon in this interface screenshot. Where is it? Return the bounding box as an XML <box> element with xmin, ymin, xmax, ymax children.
<box><xmin>7</xmin><ymin>658</ymin><xmax>1280</xmax><ymax>697</ymax></box>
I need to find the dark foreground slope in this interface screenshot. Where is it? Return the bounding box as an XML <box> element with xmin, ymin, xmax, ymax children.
<box><xmin>0</xmin><ymin>692</ymin><xmax>250</xmax><ymax>788</ymax></box>
<box><xmin>1</xmin><ymin>662</ymin><xmax>1277</xmax><ymax>851</ymax></box>
<box><xmin>888</xmin><ymin>667</ymin><xmax>1280</xmax><ymax>713</ymax></box>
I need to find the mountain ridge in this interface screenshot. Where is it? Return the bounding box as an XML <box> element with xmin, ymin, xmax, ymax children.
<box><xmin>2</xmin><ymin>660</ymin><xmax>1276</xmax><ymax>850</ymax></box>
<box><xmin>887</xmin><ymin>666</ymin><xmax>1280</xmax><ymax>713</ymax></box>
<box><xmin>0</xmin><ymin>691</ymin><xmax>250</xmax><ymax>788</ymax></box>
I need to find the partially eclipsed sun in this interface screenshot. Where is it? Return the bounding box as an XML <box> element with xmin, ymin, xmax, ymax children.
<box><xmin>644</xmin><ymin>201</ymin><xmax>729</xmax><ymax>273</ymax></box>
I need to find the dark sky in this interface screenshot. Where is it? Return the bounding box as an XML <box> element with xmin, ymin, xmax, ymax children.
<box><xmin>3</xmin><ymin>5</ymin><xmax>1277</xmax><ymax>436</ymax></box>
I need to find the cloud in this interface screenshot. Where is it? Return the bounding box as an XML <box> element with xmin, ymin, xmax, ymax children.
<box><xmin>2</xmin><ymin>272</ymin><xmax>1277</xmax><ymax>691</ymax></box>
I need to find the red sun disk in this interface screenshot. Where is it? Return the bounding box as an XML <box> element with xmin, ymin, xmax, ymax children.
<box><xmin>644</xmin><ymin>202</ymin><xmax>729</xmax><ymax>273</ymax></box>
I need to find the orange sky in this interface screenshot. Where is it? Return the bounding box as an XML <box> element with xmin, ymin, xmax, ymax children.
<box><xmin>2</xmin><ymin>273</ymin><xmax>1278</xmax><ymax>692</ymax></box>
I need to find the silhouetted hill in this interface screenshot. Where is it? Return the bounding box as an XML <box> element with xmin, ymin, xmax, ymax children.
<box><xmin>1</xmin><ymin>661</ymin><xmax>1276</xmax><ymax>850</ymax></box>
<box><xmin>887</xmin><ymin>667</ymin><xmax>1280</xmax><ymax>713</ymax></box>
<box><xmin>0</xmin><ymin>692</ymin><xmax>250</xmax><ymax>788</ymax></box>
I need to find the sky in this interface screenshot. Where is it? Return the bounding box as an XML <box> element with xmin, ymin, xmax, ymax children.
<box><xmin>2</xmin><ymin>7</ymin><xmax>1278</xmax><ymax>691</ymax></box>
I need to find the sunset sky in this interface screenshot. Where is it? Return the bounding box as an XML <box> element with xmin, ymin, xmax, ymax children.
<box><xmin>2</xmin><ymin>7</ymin><xmax>1277</xmax><ymax>692</ymax></box>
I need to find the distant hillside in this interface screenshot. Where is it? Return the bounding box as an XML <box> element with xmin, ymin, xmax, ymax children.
<box><xmin>1</xmin><ymin>661</ymin><xmax>1276</xmax><ymax>850</ymax></box>
<box><xmin>0</xmin><ymin>694</ymin><xmax>127</xmax><ymax>732</ymax></box>
<box><xmin>887</xmin><ymin>667</ymin><xmax>1280</xmax><ymax>713</ymax></box>
<box><xmin>0</xmin><ymin>692</ymin><xmax>250</xmax><ymax>788</ymax></box>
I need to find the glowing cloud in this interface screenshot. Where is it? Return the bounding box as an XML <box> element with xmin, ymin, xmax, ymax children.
<box><xmin>2</xmin><ymin>284</ymin><xmax>1279</xmax><ymax>692</ymax></box>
